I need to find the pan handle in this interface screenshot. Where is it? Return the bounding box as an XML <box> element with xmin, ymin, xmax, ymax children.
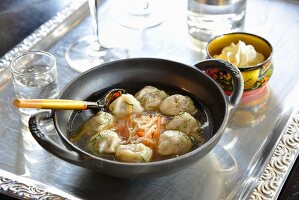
<box><xmin>194</xmin><ymin>59</ymin><xmax>244</xmax><ymax>109</ymax></box>
<box><xmin>29</xmin><ymin>111</ymin><xmax>91</xmax><ymax>165</ymax></box>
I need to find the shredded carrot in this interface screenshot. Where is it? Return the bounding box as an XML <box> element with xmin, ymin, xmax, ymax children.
<box><xmin>153</xmin><ymin>116</ymin><xmax>161</xmax><ymax>139</ymax></box>
<box><xmin>115</xmin><ymin>113</ymin><xmax>163</xmax><ymax>149</ymax></box>
<box><xmin>142</xmin><ymin>139</ymin><xmax>156</xmax><ymax>148</ymax></box>
<box><xmin>136</xmin><ymin>131</ymin><xmax>145</xmax><ymax>137</ymax></box>
<box><xmin>129</xmin><ymin>115</ymin><xmax>134</xmax><ymax>127</ymax></box>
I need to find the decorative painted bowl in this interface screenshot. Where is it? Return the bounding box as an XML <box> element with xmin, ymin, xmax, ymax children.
<box><xmin>206</xmin><ymin>32</ymin><xmax>273</xmax><ymax>95</ymax></box>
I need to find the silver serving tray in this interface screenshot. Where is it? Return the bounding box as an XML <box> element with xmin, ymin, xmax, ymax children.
<box><xmin>1</xmin><ymin>0</ymin><xmax>299</xmax><ymax>199</ymax></box>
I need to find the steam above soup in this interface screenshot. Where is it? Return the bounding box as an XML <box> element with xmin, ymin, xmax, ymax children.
<box><xmin>70</xmin><ymin>86</ymin><xmax>206</xmax><ymax>163</ymax></box>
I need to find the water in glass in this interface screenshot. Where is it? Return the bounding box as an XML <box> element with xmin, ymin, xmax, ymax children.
<box><xmin>187</xmin><ymin>0</ymin><xmax>246</xmax><ymax>48</ymax></box>
<box><xmin>10</xmin><ymin>51</ymin><xmax>59</xmax><ymax>124</ymax></box>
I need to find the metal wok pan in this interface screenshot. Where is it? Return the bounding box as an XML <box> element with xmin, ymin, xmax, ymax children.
<box><xmin>29</xmin><ymin>58</ymin><xmax>243</xmax><ymax>179</ymax></box>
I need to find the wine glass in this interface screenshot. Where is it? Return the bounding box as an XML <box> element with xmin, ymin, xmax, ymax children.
<box><xmin>65</xmin><ymin>0</ymin><xmax>128</xmax><ymax>73</ymax></box>
<box><xmin>113</xmin><ymin>0</ymin><xmax>165</xmax><ymax>29</ymax></box>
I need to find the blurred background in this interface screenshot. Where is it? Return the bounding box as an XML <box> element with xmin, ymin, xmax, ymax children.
<box><xmin>0</xmin><ymin>0</ymin><xmax>71</xmax><ymax>56</ymax></box>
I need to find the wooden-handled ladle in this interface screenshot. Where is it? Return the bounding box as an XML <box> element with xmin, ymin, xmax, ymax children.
<box><xmin>13</xmin><ymin>89</ymin><xmax>126</xmax><ymax>111</ymax></box>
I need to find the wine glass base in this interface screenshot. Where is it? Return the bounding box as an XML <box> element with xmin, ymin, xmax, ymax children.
<box><xmin>113</xmin><ymin>0</ymin><xmax>164</xmax><ymax>29</ymax></box>
<box><xmin>65</xmin><ymin>36</ymin><xmax>129</xmax><ymax>73</ymax></box>
<box><xmin>116</xmin><ymin>13</ymin><xmax>164</xmax><ymax>29</ymax></box>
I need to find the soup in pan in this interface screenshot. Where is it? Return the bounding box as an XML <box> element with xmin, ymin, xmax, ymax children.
<box><xmin>69</xmin><ymin>85</ymin><xmax>212</xmax><ymax>163</ymax></box>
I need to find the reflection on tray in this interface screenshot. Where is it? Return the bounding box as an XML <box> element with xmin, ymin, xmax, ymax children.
<box><xmin>214</xmin><ymin>144</ymin><xmax>238</xmax><ymax>173</ymax></box>
<box><xmin>229</xmin><ymin>84</ymin><xmax>270</xmax><ymax>128</ymax></box>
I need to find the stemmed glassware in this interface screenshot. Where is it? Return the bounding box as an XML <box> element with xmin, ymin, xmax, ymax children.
<box><xmin>113</xmin><ymin>0</ymin><xmax>165</xmax><ymax>29</ymax></box>
<box><xmin>65</xmin><ymin>0</ymin><xmax>128</xmax><ymax>72</ymax></box>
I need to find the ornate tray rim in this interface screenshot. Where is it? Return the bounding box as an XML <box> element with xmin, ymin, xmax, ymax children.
<box><xmin>1</xmin><ymin>1</ymin><xmax>299</xmax><ymax>199</ymax></box>
<box><xmin>249</xmin><ymin>107</ymin><xmax>299</xmax><ymax>200</ymax></box>
<box><xmin>0</xmin><ymin>169</ymin><xmax>77</xmax><ymax>200</ymax></box>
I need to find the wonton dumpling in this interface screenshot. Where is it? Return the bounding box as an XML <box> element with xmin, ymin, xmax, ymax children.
<box><xmin>135</xmin><ymin>86</ymin><xmax>169</xmax><ymax>111</ymax></box>
<box><xmin>166</xmin><ymin>112</ymin><xmax>201</xmax><ymax>135</ymax></box>
<box><xmin>166</xmin><ymin>112</ymin><xmax>204</xmax><ymax>142</ymax></box>
<box><xmin>109</xmin><ymin>94</ymin><xmax>144</xmax><ymax>118</ymax></box>
<box><xmin>158</xmin><ymin>130</ymin><xmax>193</xmax><ymax>156</ymax></box>
<box><xmin>77</xmin><ymin>111</ymin><xmax>115</xmax><ymax>137</ymax></box>
<box><xmin>115</xmin><ymin>143</ymin><xmax>153</xmax><ymax>163</ymax></box>
<box><xmin>159</xmin><ymin>94</ymin><xmax>197</xmax><ymax>116</ymax></box>
<box><xmin>87</xmin><ymin>130</ymin><xmax>121</xmax><ymax>154</ymax></box>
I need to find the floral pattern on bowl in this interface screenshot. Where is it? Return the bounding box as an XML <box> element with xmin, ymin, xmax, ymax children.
<box><xmin>205</xmin><ymin>60</ymin><xmax>273</xmax><ymax>93</ymax></box>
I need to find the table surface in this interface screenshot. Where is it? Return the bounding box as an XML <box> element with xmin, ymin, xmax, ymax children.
<box><xmin>0</xmin><ymin>1</ymin><xmax>72</xmax><ymax>199</ymax></box>
<box><xmin>0</xmin><ymin>0</ymin><xmax>299</xmax><ymax>199</ymax></box>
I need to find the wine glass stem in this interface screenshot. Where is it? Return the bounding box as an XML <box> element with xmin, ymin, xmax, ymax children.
<box><xmin>88</xmin><ymin>0</ymin><xmax>103</xmax><ymax>51</ymax></box>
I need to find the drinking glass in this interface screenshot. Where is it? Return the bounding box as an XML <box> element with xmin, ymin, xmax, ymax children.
<box><xmin>113</xmin><ymin>0</ymin><xmax>165</xmax><ymax>29</ymax></box>
<box><xmin>65</xmin><ymin>0</ymin><xmax>128</xmax><ymax>73</ymax></box>
<box><xmin>187</xmin><ymin>0</ymin><xmax>247</xmax><ymax>49</ymax></box>
<box><xmin>10</xmin><ymin>51</ymin><xmax>59</xmax><ymax>124</ymax></box>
